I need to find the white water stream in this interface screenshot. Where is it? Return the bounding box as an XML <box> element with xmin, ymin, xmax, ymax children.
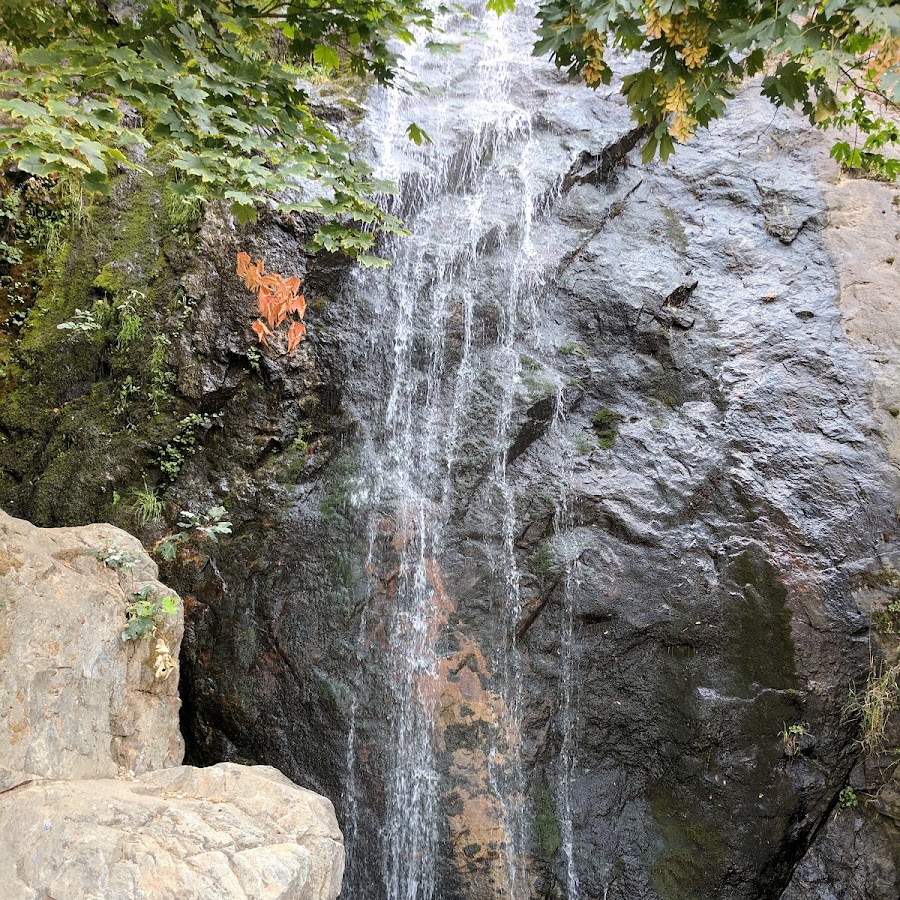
<box><xmin>341</xmin><ymin>4</ymin><xmax>582</xmax><ymax>896</ymax></box>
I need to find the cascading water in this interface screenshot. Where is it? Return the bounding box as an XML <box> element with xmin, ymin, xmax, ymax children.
<box><xmin>548</xmin><ymin>396</ymin><xmax>582</xmax><ymax>900</ymax></box>
<box><xmin>340</xmin><ymin>3</ymin><xmax>583</xmax><ymax>897</ymax></box>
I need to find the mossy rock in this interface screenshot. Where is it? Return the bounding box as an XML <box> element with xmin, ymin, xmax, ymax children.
<box><xmin>0</xmin><ymin>169</ymin><xmax>196</xmax><ymax>527</ymax></box>
<box><xmin>650</xmin><ymin>788</ymin><xmax>725</xmax><ymax>900</ymax></box>
<box><xmin>724</xmin><ymin>547</ymin><xmax>798</xmax><ymax>694</ymax></box>
<box><xmin>532</xmin><ymin>781</ymin><xmax>562</xmax><ymax>863</ymax></box>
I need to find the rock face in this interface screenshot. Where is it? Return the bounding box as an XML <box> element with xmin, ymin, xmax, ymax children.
<box><xmin>778</xmin><ymin>163</ymin><xmax>900</xmax><ymax>900</ymax></box>
<box><xmin>0</xmin><ymin>509</ymin><xmax>183</xmax><ymax>778</ymax></box>
<box><xmin>0</xmin><ymin>8</ymin><xmax>898</xmax><ymax>900</ymax></box>
<box><xmin>0</xmin><ymin>511</ymin><xmax>344</xmax><ymax>900</ymax></box>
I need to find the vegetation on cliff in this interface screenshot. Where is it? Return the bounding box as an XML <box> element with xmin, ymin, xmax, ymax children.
<box><xmin>1</xmin><ymin>1</ymin><xmax>896</xmax><ymax>227</ymax></box>
<box><xmin>521</xmin><ymin>0</ymin><xmax>899</xmax><ymax>176</ymax></box>
<box><xmin>0</xmin><ymin>0</ymin><xmax>441</xmax><ymax>255</ymax></box>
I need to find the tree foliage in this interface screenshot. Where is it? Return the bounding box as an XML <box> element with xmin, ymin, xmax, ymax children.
<box><xmin>0</xmin><ymin>0</ymin><xmax>440</xmax><ymax>257</ymax></box>
<box><xmin>531</xmin><ymin>0</ymin><xmax>899</xmax><ymax>176</ymax></box>
<box><xmin>0</xmin><ymin>0</ymin><xmax>895</xmax><ymax>260</ymax></box>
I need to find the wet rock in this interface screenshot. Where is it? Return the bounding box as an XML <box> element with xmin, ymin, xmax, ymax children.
<box><xmin>0</xmin><ymin>12</ymin><xmax>898</xmax><ymax>900</ymax></box>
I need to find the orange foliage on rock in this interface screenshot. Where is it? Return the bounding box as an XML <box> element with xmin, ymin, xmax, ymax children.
<box><xmin>236</xmin><ymin>251</ymin><xmax>307</xmax><ymax>354</ymax></box>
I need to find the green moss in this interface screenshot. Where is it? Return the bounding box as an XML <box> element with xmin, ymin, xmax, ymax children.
<box><xmin>650</xmin><ymin>789</ymin><xmax>725</xmax><ymax>900</ymax></box>
<box><xmin>162</xmin><ymin>178</ymin><xmax>206</xmax><ymax>239</ymax></box>
<box><xmin>532</xmin><ymin>782</ymin><xmax>562</xmax><ymax>863</ymax></box>
<box><xmin>661</xmin><ymin>205</ymin><xmax>688</xmax><ymax>254</ymax></box>
<box><xmin>725</xmin><ymin>549</ymin><xmax>798</xmax><ymax>694</ymax></box>
<box><xmin>573</xmin><ymin>432</ymin><xmax>594</xmax><ymax>455</ymax></box>
<box><xmin>0</xmin><ymin>170</ymin><xmax>197</xmax><ymax>528</ymax></box>
<box><xmin>531</xmin><ymin>542</ymin><xmax>555</xmax><ymax>578</ymax></box>
<box><xmin>520</xmin><ymin>356</ymin><xmax>556</xmax><ymax>402</ymax></box>
<box><xmin>873</xmin><ymin>599</ymin><xmax>900</xmax><ymax>635</ymax></box>
<box><xmin>591</xmin><ymin>407</ymin><xmax>624</xmax><ymax>448</ymax></box>
<box><xmin>559</xmin><ymin>342</ymin><xmax>587</xmax><ymax>358</ymax></box>
<box><xmin>93</xmin><ymin>264</ymin><xmax>126</xmax><ymax>295</ymax></box>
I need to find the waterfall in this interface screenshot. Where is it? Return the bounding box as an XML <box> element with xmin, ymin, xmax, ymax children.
<box><xmin>341</xmin><ymin>3</ymin><xmax>581</xmax><ymax>896</ymax></box>
<box><xmin>551</xmin><ymin>392</ymin><xmax>582</xmax><ymax>900</ymax></box>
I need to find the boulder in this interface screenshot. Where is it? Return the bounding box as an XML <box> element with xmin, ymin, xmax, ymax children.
<box><xmin>0</xmin><ymin>763</ymin><xmax>343</xmax><ymax>900</ymax></box>
<box><xmin>0</xmin><ymin>509</ymin><xmax>183</xmax><ymax>778</ymax></box>
<box><xmin>0</xmin><ymin>510</ymin><xmax>344</xmax><ymax>900</ymax></box>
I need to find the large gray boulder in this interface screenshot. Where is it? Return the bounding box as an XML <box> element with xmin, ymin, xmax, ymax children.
<box><xmin>0</xmin><ymin>509</ymin><xmax>183</xmax><ymax>778</ymax></box>
<box><xmin>0</xmin><ymin>510</ymin><xmax>344</xmax><ymax>900</ymax></box>
<box><xmin>0</xmin><ymin>763</ymin><xmax>344</xmax><ymax>900</ymax></box>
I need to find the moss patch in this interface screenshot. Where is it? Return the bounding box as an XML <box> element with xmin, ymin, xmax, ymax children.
<box><xmin>724</xmin><ymin>548</ymin><xmax>798</xmax><ymax>694</ymax></box>
<box><xmin>650</xmin><ymin>788</ymin><xmax>725</xmax><ymax>900</ymax></box>
<box><xmin>532</xmin><ymin>781</ymin><xmax>562</xmax><ymax>863</ymax></box>
<box><xmin>0</xmin><ymin>170</ymin><xmax>198</xmax><ymax>528</ymax></box>
<box><xmin>591</xmin><ymin>407</ymin><xmax>624</xmax><ymax>448</ymax></box>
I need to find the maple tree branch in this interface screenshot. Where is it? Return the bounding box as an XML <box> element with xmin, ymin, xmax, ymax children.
<box><xmin>838</xmin><ymin>65</ymin><xmax>900</xmax><ymax>113</ymax></box>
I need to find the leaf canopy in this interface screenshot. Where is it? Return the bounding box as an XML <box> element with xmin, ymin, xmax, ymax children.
<box><xmin>527</xmin><ymin>0</ymin><xmax>899</xmax><ymax>173</ymax></box>
<box><xmin>0</xmin><ymin>0</ymin><xmax>443</xmax><ymax>254</ymax></box>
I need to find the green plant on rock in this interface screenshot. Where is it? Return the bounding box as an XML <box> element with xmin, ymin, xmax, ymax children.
<box><xmin>115</xmin><ymin>294</ymin><xmax>143</xmax><ymax>350</ymax></box>
<box><xmin>148</xmin><ymin>332</ymin><xmax>176</xmax><ymax>413</ymax></box>
<box><xmin>92</xmin><ymin>544</ymin><xmax>138</xmax><ymax>592</ymax></box>
<box><xmin>157</xmin><ymin>412</ymin><xmax>221</xmax><ymax>481</ymax></box>
<box><xmin>532</xmin><ymin>543</ymin><xmax>555</xmax><ymax>578</ymax></box>
<box><xmin>56</xmin><ymin>307</ymin><xmax>101</xmax><ymax>334</ymax></box>
<box><xmin>0</xmin><ymin>239</ymin><xmax>22</xmax><ymax>268</ymax></box>
<box><xmin>873</xmin><ymin>598</ymin><xmax>900</xmax><ymax>635</ymax></box>
<box><xmin>114</xmin><ymin>375</ymin><xmax>139</xmax><ymax>416</ymax></box>
<box><xmin>531</xmin><ymin>781</ymin><xmax>562</xmax><ymax>863</ymax></box>
<box><xmin>95</xmin><ymin>544</ymin><xmax>142</xmax><ymax>572</ymax></box>
<box><xmin>846</xmin><ymin>658</ymin><xmax>900</xmax><ymax>756</ymax></box>
<box><xmin>122</xmin><ymin>584</ymin><xmax>178</xmax><ymax>642</ymax></box>
<box><xmin>156</xmin><ymin>504</ymin><xmax>233</xmax><ymax>561</ymax></box>
<box><xmin>780</xmin><ymin>722</ymin><xmax>808</xmax><ymax>758</ymax></box>
<box><xmin>560</xmin><ymin>341</ymin><xmax>588</xmax><ymax>359</ymax></box>
<box><xmin>838</xmin><ymin>786</ymin><xmax>859</xmax><ymax>808</ymax></box>
<box><xmin>162</xmin><ymin>174</ymin><xmax>206</xmax><ymax>238</ymax></box>
<box><xmin>290</xmin><ymin>427</ymin><xmax>309</xmax><ymax>456</ymax></box>
<box><xmin>573</xmin><ymin>432</ymin><xmax>594</xmax><ymax>455</ymax></box>
<box><xmin>130</xmin><ymin>479</ymin><xmax>165</xmax><ymax>527</ymax></box>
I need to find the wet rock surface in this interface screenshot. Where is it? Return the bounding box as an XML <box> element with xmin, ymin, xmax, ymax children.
<box><xmin>778</xmin><ymin>165</ymin><xmax>900</xmax><ymax>900</ymax></box>
<box><xmin>0</xmin><ymin>12</ymin><xmax>898</xmax><ymax>900</ymax></box>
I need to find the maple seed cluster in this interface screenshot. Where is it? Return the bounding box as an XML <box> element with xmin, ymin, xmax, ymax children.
<box><xmin>236</xmin><ymin>252</ymin><xmax>307</xmax><ymax>354</ymax></box>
